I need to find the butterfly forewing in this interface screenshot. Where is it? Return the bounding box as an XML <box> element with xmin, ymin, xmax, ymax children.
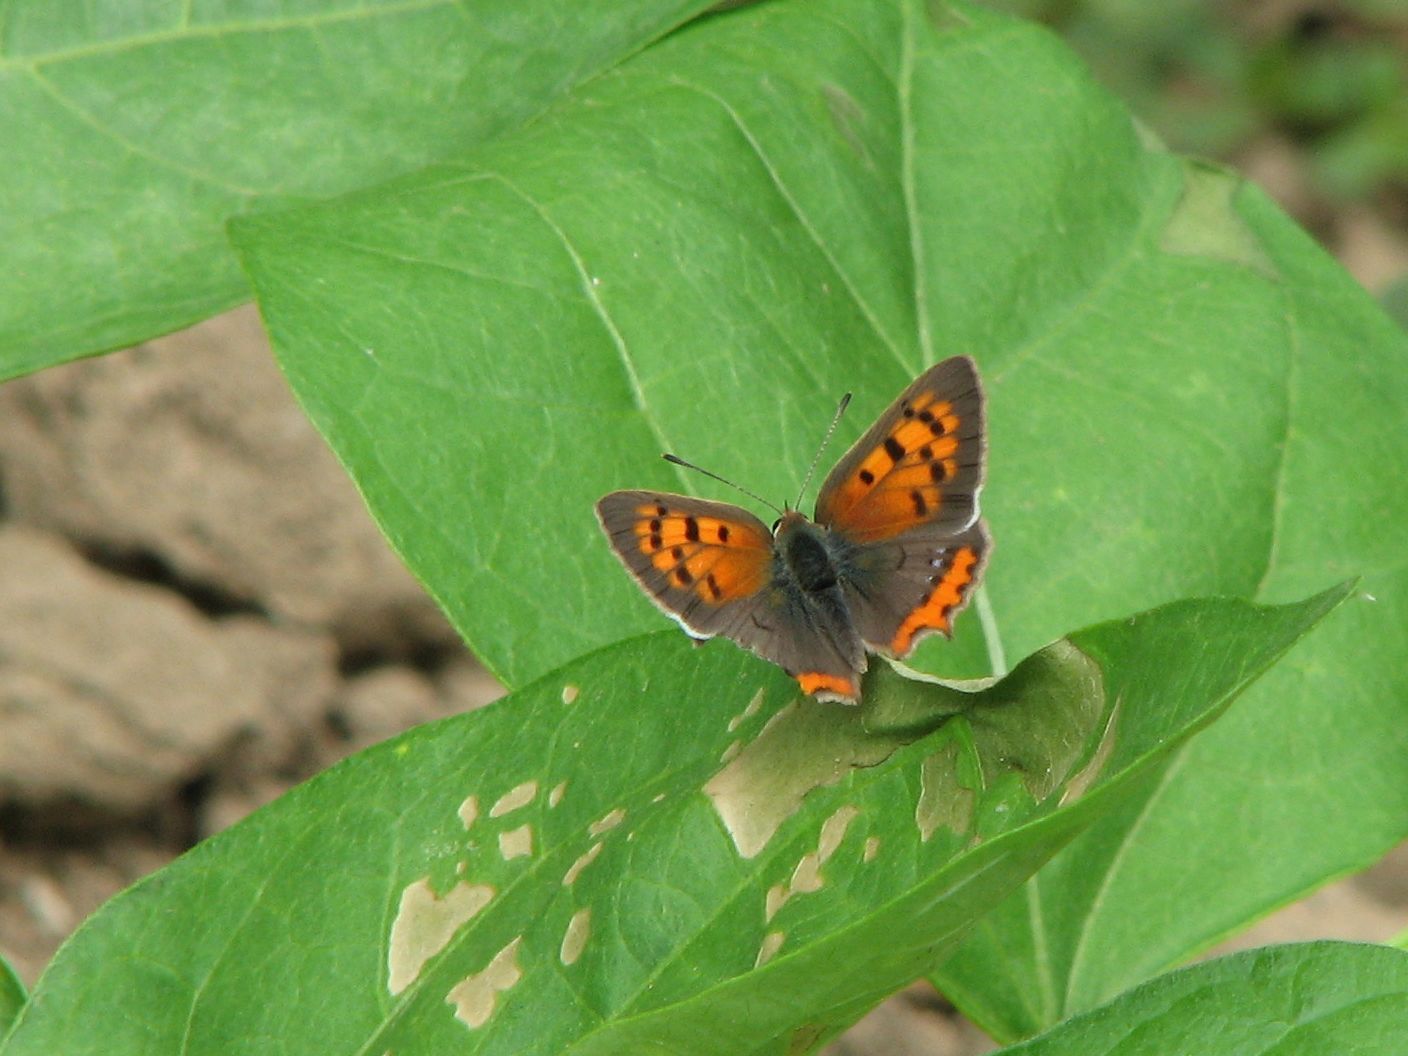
<box><xmin>815</xmin><ymin>356</ymin><xmax>985</xmax><ymax>544</ymax></box>
<box><xmin>595</xmin><ymin>491</ymin><xmax>773</xmax><ymax>640</ymax></box>
<box><xmin>596</xmin><ymin>492</ymin><xmax>866</xmax><ymax>701</ymax></box>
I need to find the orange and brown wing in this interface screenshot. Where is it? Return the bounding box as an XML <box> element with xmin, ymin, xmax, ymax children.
<box><xmin>596</xmin><ymin>492</ymin><xmax>866</xmax><ymax>700</ymax></box>
<box><xmin>814</xmin><ymin>356</ymin><xmax>984</xmax><ymax>544</ymax></box>
<box><xmin>840</xmin><ymin>520</ymin><xmax>990</xmax><ymax>658</ymax></box>
<box><xmin>595</xmin><ymin>491</ymin><xmax>775</xmax><ymax>640</ymax></box>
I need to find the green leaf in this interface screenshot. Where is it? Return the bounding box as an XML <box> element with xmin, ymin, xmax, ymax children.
<box><xmin>0</xmin><ymin>958</ymin><xmax>24</xmax><ymax>1034</ymax></box>
<box><xmin>935</xmin><ymin>169</ymin><xmax>1408</xmax><ymax>1040</ymax></box>
<box><xmin>0</xmin><ymin>587</ymin><xmax>1346</xmax><ymax>1055</ymax></box>
<box><xmin>232</xmin><ymin>3</ymin><xmax>1408</xmax><ymax>1030</ymax></box>
<box><xmin>10</xmin><ymin>1</ymin><xmax>1401</xmax><ymax>1046</ymax></box>
<box><xmin>231</xmin><ymin>0</ymin><xmax>1029</xmax><ymax>689</ymax></box>
<box><xmin>0</xmin><ymin>0</ymin><xmax>711</xmax><ymax>381</ymax></box>
<box><xmin>995</xmin><ymin>942</ymin><xmax>1408</xmax><ymax>1056</ymax></box>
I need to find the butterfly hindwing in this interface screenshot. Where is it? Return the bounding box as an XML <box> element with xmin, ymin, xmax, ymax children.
<box><xmin>596</xmin><ymin>492</ymin><xmax>865</xmax><ymax>700</ymax></box>
<box><xmin>837</xmin><ymin>520</ymin><xmax>990</xmax><ymax>657</ymax></box>
<box><xmin>815</xmin><ymin>356</ymin><xmax>985</xmax><ymax>544</ymax></box>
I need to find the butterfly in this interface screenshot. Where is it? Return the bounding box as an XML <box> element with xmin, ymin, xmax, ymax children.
<box><xmin>596</xmin><ymin>356</ymin><xmax>989</xmax><ymax>703</ymax></box>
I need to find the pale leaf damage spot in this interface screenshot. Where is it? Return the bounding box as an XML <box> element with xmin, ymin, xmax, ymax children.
<box><xmin>548</xmin><ymin>781</ymin><xmax>567</xmax><ymax>808</ymax></box>
<box><xmin>559</xmin><ymin>907</ymin><xmax>591</xmax><ymax>966</ymax></box>
<box><xmin>727</xmin><ymin>688</ymin><xmax>767</xmax><ymax>732</ymax></box>
<box><xmin>588</xmin><ymin>808</ymin><xmax>625</xmax><ymax>836</ymax></box>
<box><xmin>765</xmin><ymin>884</ymin><xmax>787</xmax><ymax>922</ymax></box>
<box><xmin>563</xmin><ymin>842</ymin><xmax>603</xmax><ymax>886</ymax></box>
<box><xmin>446</xmin><ymin>937</ymin><xmax>523</xmax><ymax>1029</ymax></box>
<box><xmin>490</xmin><ymin>781</ymin><xmax>538</xmax><ymax>818</ymax></box>
<box><xmin>863</xmin><ymin>836</ymin><xmax>881</xmax><ymax>863</ymax></box>
<box><xmin>791</xmin><ymin>805</ymin><xmax>858</xmax><ymax>894</ymax></box>
<box><xmin>387</xmin><ymin>878</ymin><xmax>495</xmax><ymax>995</ymax></box>
<box><xmin>916</xmin><ymin>743</ymin><xmax>973</xmax><ymax>842</ymax></box>
<box><xmin>766</xmin><ymin>806</ymin><xmax>860</xmax><ymax>920</ymax></box>
<box><xmin>562</xmin><ymin>684</ymin><xmax>580</xmax><ymax>705</ymax></box>
<box><xmin>706</xmin><ymin>701</ymin><xmax>908</xmax><ymax>858</ymax></box>
<box><xmin>756</xmin><ymin>930</ymin><xmax>785</xmax><ymax>967</ymax></box>
<box><xmin>458</xmin><ymin>795</ymin><xmax>479</xmax><ymax>830</ymax></box>
<box><xmin>498</xmin><ymin>824</ymin><xmax>533</xmax><ymax>860</ymax></box>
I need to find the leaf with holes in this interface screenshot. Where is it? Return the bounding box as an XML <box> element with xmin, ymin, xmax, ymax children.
<box><xmin>0</xmin><ymin>0</ymin><xmax>711</xmax><ymax>380</ymax></box>
<box><xmin>0</xmin><ymin>586</ymin><xmax>1349</xmax><ymax>1055</ymax></box>
<box><xmin>231</xmin><ymin>0</ymin><xmax>1408</xmax><ymax>1036</ymax></box>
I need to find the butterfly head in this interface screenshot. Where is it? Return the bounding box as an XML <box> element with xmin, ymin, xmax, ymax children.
<box><xmin>771</xmin><ymin>508</ymin><xmax>808</xmax><ymax>536</ymax></box>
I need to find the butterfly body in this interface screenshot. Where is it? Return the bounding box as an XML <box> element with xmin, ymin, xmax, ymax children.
<box><xmin>763</xmin><ymin>511</ymin><xmax>868</xmax><ymax>686</ymax></box>
<box><xmin>597</xmin><ymin>357</ymin><xmax>989</xmax><ymax>703</ymax></box>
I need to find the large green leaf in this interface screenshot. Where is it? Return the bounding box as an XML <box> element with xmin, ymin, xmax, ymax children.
<box><xmin>0</xmin><ymin>588</ymin><xmax>1346</xmax><ymax>1055</ymax></box>
<box><xmin>928</xmin><ymin>48</ymin><xmax>1408</xmax><ymax>1044</ymax></box>
<box><xmin>231</xmin><ymin>0</ymin><xmax>1408</xmax><ymax>1031</ymax></box>
<box><xmin>995</xmin><ymin>942</ymin><xmax>1408</xmax><ymax>1056</ymax></box>
<box><xmin>0</xmin><ymin>0</ymin><xmax>710</xmax><ymax>381</ymax></box>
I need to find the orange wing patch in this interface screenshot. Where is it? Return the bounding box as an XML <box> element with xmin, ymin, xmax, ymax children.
<box><xmin>823</xmin><ymin>390</ymin><xmax>964</xmax><ymax>541</ymax></box>
<box><xmin>631</xmin><ymin>501</ymin><xmax>771</xmax><ymax>603</ymax></box>
<box><xmin>795</xmin><ymin>672</ymin><xmax>859</xmax><ymax>701</ymax></box>
<box><xmin>890</xmin><ymin>544</ymin><xmax>981</xmax><ymax>656</ymax></box>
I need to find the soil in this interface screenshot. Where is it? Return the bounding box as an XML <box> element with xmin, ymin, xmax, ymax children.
<box><xmin>1</xmin><ymin>153</ymin><xmax>1404</xmax><ymax>1056</ymax></box>
<box><xmin>0</xmin><ymin>308</ymin><xmax>502</xmax><ymax>987</ymax></box>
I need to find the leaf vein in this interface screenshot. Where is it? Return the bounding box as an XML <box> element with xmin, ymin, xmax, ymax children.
<box><xmin>659</xmin><ymin>74</ymin><xmax>913</xmax><ymax>377</ymax></box>
<box><xmin>25</xmin><ymin>66</ymin><xmax>264</xmax><ymax>196</ymax></box>
<box><xmin>484</xmin><ymin>171</ymin><xmax>687</xmax><ymax>492</ymax></box>
<box><xmin>2</xmin><ymin>0</ymin><xmax>453</xmax><ymax>68</ymax></box>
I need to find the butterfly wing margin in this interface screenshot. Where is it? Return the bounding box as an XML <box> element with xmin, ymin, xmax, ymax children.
<box><xmin>596</xmin><ymin>491</ymin><xmax>864</xmax><ymax>700</ymax></box>
<box><xmin>815</xmin><ymin>356</ymin><xmax>985</xmax><ymax>543</ymax></box>
<box><xmin>839</xmin><ymin>520</ymin><xmax>990</xmax><ymax>658</ymax></box>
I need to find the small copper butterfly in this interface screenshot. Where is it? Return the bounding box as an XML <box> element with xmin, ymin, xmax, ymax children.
<box><xmin>596</xmin><ymin>356</ymin><xmax>989</xmax><ymax>703</ymax></box>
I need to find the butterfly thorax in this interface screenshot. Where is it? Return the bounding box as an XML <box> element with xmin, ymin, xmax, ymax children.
<box><xmin>774</xmin><ymin>511</ymin><xmax>844</xmax><ymax>593</ymax></box>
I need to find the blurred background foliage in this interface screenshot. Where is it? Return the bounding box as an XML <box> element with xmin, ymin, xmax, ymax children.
<box><xmin>989</xmin><ymin>0</ymin><xmax>1408</xmax><ymax>326</ymax></box>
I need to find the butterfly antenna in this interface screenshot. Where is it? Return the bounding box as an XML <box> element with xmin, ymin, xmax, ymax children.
<box><xmin>662</xmin><ymin>453</ymin><xmax>784</xmax><ymax>517</ymax></box>
<box><xmin>794</xmin><ymin>392</ymin><xmax>852</xmax><ymax>510</ymax></box>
